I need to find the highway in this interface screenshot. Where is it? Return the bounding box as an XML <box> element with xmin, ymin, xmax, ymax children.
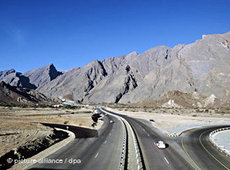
<box><xmin>30</xmin><ymin>108</ymin><xmax>230</xmax><ymax>170</ymax></box>
<box><xmin>122</xmin><ymin>116</ymin><xmax>193</xmax><ymax>170</ymax></box>
<box><xmin>104</xmin><ymin>108</ymin><xmax>230</xmax><ymax>170</ymax></box>
<box><xmin>30</xmin><ymin>113</ymin><xmax>127</xmax><ymax>170</ymax></box>
<box><xmin>103</xmin><ymin>109</ymin><xmax>194</xmax><ymax>170</ymax></box>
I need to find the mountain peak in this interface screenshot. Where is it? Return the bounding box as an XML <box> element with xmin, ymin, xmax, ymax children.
<box><xmin>128</xmin><ymin>51</ymin><xmax>139</xmax><ymax>56</ymax></box>
<box><xmin>0</xmin><ymin>69</ymin><xmax>16</xmax><ymax>79</ymax></box>
<box><xmin>23</xmin><ymin>64</ymin><xmax>62</xmax><ymax>87</ymax></box>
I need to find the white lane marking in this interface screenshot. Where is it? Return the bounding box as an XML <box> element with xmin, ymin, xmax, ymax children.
<box><xmin>164</xmin><ymin>157</ymin><xmax>169</xmax><ymax>164</ymax></box>
<box><xmin>95</xmin><ymin>152</ymin><xmax>99</xmax><ymax>158</ymax></box>
<box><xmin>104</xmin><ymin>140</ymin><xmax>107</xmax><ymax>144</ymax></box>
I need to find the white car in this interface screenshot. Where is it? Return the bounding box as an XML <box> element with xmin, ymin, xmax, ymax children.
<box><xmin>110</xmin><ymin>120</ymin><xmax>114</xmax><ymax>123</ymax></box>
<box><xmin>155</xmin><ymin>141</ymin><xmax>166</xmax><ymax>149</ymax></box>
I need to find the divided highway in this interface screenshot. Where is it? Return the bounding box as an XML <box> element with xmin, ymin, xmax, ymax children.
<box><xmin>30</xmin><ymin>108</ymin><xmax>230</xmax><ymax>170</ymax></box>
<box><xmin>103</xmin><ymin>109</ymin><xmax>194</xmax><ymax>170</ymax></box>
<box><xmin>104</xmin><ymin>108</ymin><xmax>230</xmax><ymax>170</ymax></box>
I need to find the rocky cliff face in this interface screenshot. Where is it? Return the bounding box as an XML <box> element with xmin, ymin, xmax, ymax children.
<box><xmin>1</xmin><ymin>72</ymin><xmax>37</xmax><ymax>90</ymax></box>
<box><xmin>1</xmin><ymin>31</ymin><xmax>230</xmax><ymax>104</ymax></box>
<box><xmin>37</xmin><ymin>60</ymin><xmax>108</xmax><ymax>102</ymax></box>
<box><xmin>0</xmin><ymin>64</ymin><xmax>62</xmax><ymax>90</ymax></box>
<box><xmin>24</xmin><ymin>64</ymin><xmax>62</xmax><ymax>88</ymax></box>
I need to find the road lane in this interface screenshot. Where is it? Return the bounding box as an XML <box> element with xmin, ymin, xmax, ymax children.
<box><xmin>102</xmin><ymin>108</ymin><xmax>194</xmax><ymax>170</ymax></box>
<box><xmin>181</xmin><ymin>126</ymin><xmax>230</xmax><ymax>170</ymax></box>
<box><xmin>124</xmin><ymin>115</ymin><xmax>193</xmax><ymax>170</ymax></box>
<box><xmin>30</xmin><ymin>114</ymin><xmax>126</xmax><ymax>170</ymax></box>
<box><xmin>30</xmin><ymin>107</ymin><xmax>230</xmax><ymax>170</ymax></box>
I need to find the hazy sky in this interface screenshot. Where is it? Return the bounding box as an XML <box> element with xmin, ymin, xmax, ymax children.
<box><xmin>0</xmin><ymin>0</ymin><xmax>230</xmax><ymax>72</ymax></box>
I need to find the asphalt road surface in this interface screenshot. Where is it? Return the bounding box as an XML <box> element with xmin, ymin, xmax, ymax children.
<box><xmin>30</xmin><ymin>114</ymin><xmax>126</xmax><ymax>170</ymax></box>
<box><xmin>114</xmin><ymin>114</ymin><xmax>194</xmax><ymax>170</ymax></box>
<box><xmin>181</xmin><ymin>126</ymin><xmax>230</xmax><ymax>170</ymax></box>
<box><xmin>30</xmin><ymin>108</ymin><xmax>230</xmax><ymax>170</ymax></box>
<box><xmin>105</xmin><ymin>109</ymin><xmax>230</xmax><ymax>170</ymax></box>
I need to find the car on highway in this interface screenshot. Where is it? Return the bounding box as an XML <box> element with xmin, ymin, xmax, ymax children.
<box><xmin>110</xmin><ymin>120</ymin><xmax>114</xmax><ymax>123</ymax></box>
<box><xmin>155</xmin><ymin>141</ymin><xmax>166</xmax><ymax>149</ymax></box>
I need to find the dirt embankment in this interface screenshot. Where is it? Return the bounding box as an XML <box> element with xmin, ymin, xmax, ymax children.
<box><xmin>0</xmin><ymin>106</ymin><xmax>99</xmax><ymax>169</ymax></box>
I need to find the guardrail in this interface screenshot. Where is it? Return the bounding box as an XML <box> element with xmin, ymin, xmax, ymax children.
<box><xmin>127</xmin><ymin>121</ymin><xmax>145</xmax><ymax>170</ymax></box>
<box><xmin>209</xmin><ymin>127</ymin><xmax>230</xmax><ymax>157</ymax></box>
<box><xmin>101</xmin><ymin>108</ymin><xmax>144</xmax><ymax>170</ymax></box>
<box><xmin>118</xmin><ymin>119</ymin><xmax>128</xmax><ymax>170</ymax></box>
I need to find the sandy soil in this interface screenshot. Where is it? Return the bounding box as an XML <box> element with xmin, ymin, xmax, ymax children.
<box><xmin>0</xmin><ymin>106</ymin><xmax>100</xmax><ymax>158</ymax></box>
<box><xmin>106</xmin><ymin>107</ymin><xmax>230</xmax><ymax>134</ymax></box>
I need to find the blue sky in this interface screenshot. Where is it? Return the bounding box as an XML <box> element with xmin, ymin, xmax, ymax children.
<box><xmin>0</xmin><ymin>0</ymin><xmax>230</xmax><ymax>72</ymax></box>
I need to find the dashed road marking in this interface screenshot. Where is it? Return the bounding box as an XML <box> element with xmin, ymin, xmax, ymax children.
<box><xmin>164</xmin><ymin>157</ymin><xmax>169</xmax><ymax>164</ymax></box>
<box><xmin>95</xmin><ymin>152</ymin><xmax>99</xmax><ymax>158</ymax></box>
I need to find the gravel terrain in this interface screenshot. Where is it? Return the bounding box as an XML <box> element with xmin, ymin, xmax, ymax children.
<box><xmin>0</xmin><ymin>106</ymin><xmax>100</xmax><ymax>164</ymax></box>
<box><xmin>106</xmin><ymin>107</ymin><xmax>230</xmax><ymax>135</ymax></box>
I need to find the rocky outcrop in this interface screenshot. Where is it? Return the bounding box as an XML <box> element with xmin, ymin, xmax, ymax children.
<box><xmin>1</xmin><ymin>72</ymin><xmax>37</xmax><ymax>90</ymax></box>
<box><xmin>24</xmin><ymin>64</ymin><xmax>62</xmax><ymax>88</ymax></box>
<box><xmin>0</xmin><ymin>69</ymin><xmax>15</xmax><ymax>79</ymax></box>
<box><xmin>0</xmin><ymin>81</ymin><xmax>51</xmax><ymax>104</ymax></box>
<box><xmin>0</xmin><ymin>64</ymin><xmax>62</xmax><ymax>90</ymax></box>
<box><xmin>37</xmin><ymin>60</ymin><xmax>108</xmax><ymax>102</ymax></box>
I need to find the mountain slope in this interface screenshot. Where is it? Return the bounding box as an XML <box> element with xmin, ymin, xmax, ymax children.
<box><xmin>0</xmin><ymin>71</ymin><xmax>37</xmax><ymax>90</ymax></box>
<box><xmin>1</xmin><ymin>31</ymin><xmax>230</xmax><ymax>104</ymax></box>
<box><xmin>0</xmin><ymin>69</ymin><xmax>16</xmax><ymax>79</ymax></box>
<box><xmin>37</xmin><ymin>60</ymin><xmax>108</xmax><ymax>102</ymax></box>
<box><xmin>37</xmin><ymin>31</ymin><xmax>230</xmax><ymax>103</ymax></box>
<box><xmin>24</xmin><ymin>64</ymin><xmax>62</xmax><ymax>88</ymax></box>
<box><xmin>0</xmin><ymin>81</ymin><xmax>51</xmax><ymax>105</ymax></box>
<box><xmin>0</xmin><ymin>64</ymin><xmax>62</xmax><ymax>90</ymax></box>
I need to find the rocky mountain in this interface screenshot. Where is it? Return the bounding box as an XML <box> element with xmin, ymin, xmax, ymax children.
<box><xmin>37</xmin><ymin>60</ymin><xmax>108</xmax><ymax>102</ymax></box>
<box><xmin>0</xmin><ymin>81</ymin><xmax>51</xmax><ymax>105</ymax></box>
<box><xmin>1</xmin><ymin>31</ymin><xmax>230</xmax><ymax>105</ymax></box>
<box><xmin>0</xmin><ymin>69</ymin><xmax>15</xmax><ymax>79</ymax></box>
<box><xmin>0</xmin><ymin>64</ymin><xmax>62</xmax><ymax>89</ymax></box>
<box><xmin>24</xmin><ymin>64</ymin><xmax>62</xmax><ymax>88</ymax></box>
<box><xmin>0</xmin><ymin>71</ymin><xmax>37</xmax><ymax>90</ymax></box>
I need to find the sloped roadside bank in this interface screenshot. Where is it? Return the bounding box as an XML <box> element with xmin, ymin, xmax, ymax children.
<box><xmin>0</xmin><ymin>127</ymin><xmax>68</xmax><ymax>169</ymax></box>
<box><xmin>4</xmin><ymin>121</ymin><xmax>103</xmax><ymax>170</ymax></box>
<box><xmin>0</xmin><ymin>106</ymin><xmax>102</xmax><ymax>169</ymax></box>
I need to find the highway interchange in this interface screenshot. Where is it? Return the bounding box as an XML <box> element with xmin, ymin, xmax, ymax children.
<box><xmin>31</xmin><ymin>107</ymin><xmax>230</xmax><ymax>170</ymax></box>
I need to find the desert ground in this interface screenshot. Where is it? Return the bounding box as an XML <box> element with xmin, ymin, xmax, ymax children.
<box><xmin>106</xmin><ymin>107</ymin><xmax>230</xmax><ymax>134</ymax></box>
<box><xmin>0</xmin><ymin>106</ymin><xmax>100</xmax><ymax>158</ymax></box>
<box><xmin>1</xmin><ymin>104</ymin><xmax>230</xmax><ymax>166</ymax></box>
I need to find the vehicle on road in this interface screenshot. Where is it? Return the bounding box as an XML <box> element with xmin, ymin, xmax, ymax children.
<box><xmin>155</xmin><ymin>141</ymin><xmax>166</xmax><ymax>149</ymax></box>
<box><xmin>110</xmin><ymin>120</ymin><xmax>114</xmax><ymax>123</ymax></box>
